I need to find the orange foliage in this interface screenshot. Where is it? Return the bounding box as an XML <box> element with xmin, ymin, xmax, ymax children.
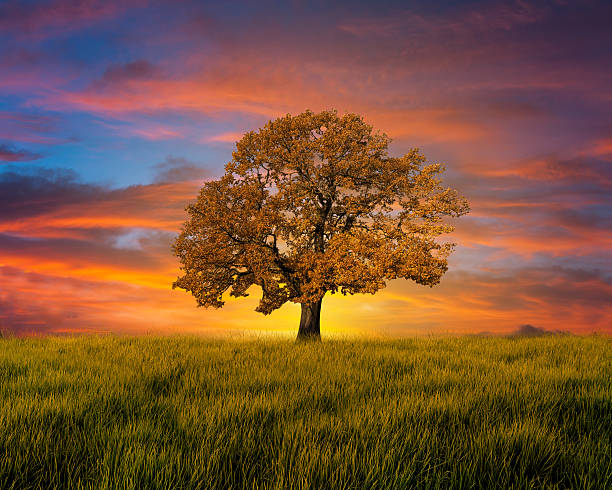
<box><xmin>173</xmin><ymin>110</ymin><xmax>469</xmax><ymax>336</ymax></box>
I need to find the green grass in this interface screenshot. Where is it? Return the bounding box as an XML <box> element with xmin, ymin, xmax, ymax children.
<box><xmin>0</xmin><ymin>336</ymin><xmax>610</xmax><ymax>489</ymax></box>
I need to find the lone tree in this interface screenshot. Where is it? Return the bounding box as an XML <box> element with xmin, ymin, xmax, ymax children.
<box><xmin>173</xmin><ymin>110</ymin><xmax>469</xmax><ymax>341</ymax></box>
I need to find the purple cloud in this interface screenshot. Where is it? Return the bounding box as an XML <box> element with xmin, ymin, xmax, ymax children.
<box><xmin>0</xmin><ymin>144</ymin><xmax>41</xmax><ymax>163</ymax></box>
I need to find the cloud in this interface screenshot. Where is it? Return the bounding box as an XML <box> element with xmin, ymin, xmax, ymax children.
<box><xmin>0</xmin><ymin>265</ymin><xmax>180</xmax><ymax>335</ymax></box>
<box><xmin>589</xmin><ymin>138</ymin><xmax>612</xmax><ymax>158</ymax></box>
<box><xmin>0</xmin><ymin>144</ymin><xmax>41</xmax><ymax>162</ymax></box>
<box><xmin>337</xmin><ymin>0</ymin><xmax>547</xmax><ymax>38</ymax></box>
<box><xmin>441</xmin><ymin>149</ymin><xmax>612</xmax><ymax>260</ymax></box>
<box><xmin>25</xmin><ymin>0</ymin><xmax>608</xmax><ymax>152</ymax></box>
<box><xmin>7</xmin><ymin>0</ymin><xmax>606</xmax><ymax>155</ymax></box>
<box><xmin>0</xmin><ymin>168</ymin><xmax>102</xmax><ymax>223</ymax></box>
<box><xmin>0</xmin><ymin>264</ymin><xmax>274</xmax><ymax>337</ymax></box>
<box><xmin>465</xmin><ymin>154</ymin><xmax>612</xmax><ymax>184</ymax></box>
<box><xmin>0</xmin><ymin>111</ymin><xmax>68</xmax><ymax>145</ymax></box>
<box><xmin>41</xmin><ymin>77</ymin><xmax>491</xmax><ymax>145</ymax></box>
<box><xmin>0</xmin><ymin>0</ymin><xmax>146</xmax><ymax>39</ymax></box>
<box><xmin>0</xmin><ymin>166</ymin><xmax>202</xmax><ymax>248</ymax></box>
<box><xmin>96</xmin><ymin>60</ymin><xmax>163</xmax><ymax>87</ymax></box>
<box><xmin>0</xmin><ymin>167</ymin><xmax>200</xmax><ymax>335</ymax></box>
<box><xmin>373</xmin><ymin>264</ymin><xmax>612</xmax><ymax>335</ymax></box>
<box><xmin>204</xmin><ymin>131</ymin><xmax>245</xmax><ymax>144</ymax></box>
<box><xmin>131</xmin><ymin>126</ymin><xmax>182</xmax><ymax>140</ymax></box>
<box><xmin>152</xmin><ymin>156</ymin><xmax>211</xmax><ymax>184</ymax></box>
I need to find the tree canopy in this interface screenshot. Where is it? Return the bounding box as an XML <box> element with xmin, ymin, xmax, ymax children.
<box><xmin>173</xmin><ymin>110</ymin><xmax>469</xmax><ymax>340</ymax></box>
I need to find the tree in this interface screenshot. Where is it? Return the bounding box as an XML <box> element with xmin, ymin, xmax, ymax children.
<box><xmin>173</xmin><ymin>110</ymin><xmax>469</xmax><ymax>341</ymax></box>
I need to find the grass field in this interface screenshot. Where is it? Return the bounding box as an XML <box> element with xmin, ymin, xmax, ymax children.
<box><xmin>0</xmin><ymin>335</ymin><xmax>610</xmax><ymax>489</ymax></box>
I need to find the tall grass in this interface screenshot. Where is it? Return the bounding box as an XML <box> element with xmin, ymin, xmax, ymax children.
<box><xmin>0</xmin><ymin>336</ymin><xmax>610</xmax><ymax>489</ymax></box>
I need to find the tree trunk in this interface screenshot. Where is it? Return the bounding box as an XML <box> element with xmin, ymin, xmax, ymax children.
<box><xmin>296</xmin><ymin>300</ymin><xmax>322</xmax><ymax>342</ymax></box>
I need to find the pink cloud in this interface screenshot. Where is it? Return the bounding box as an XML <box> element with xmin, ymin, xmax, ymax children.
<box><xmin>131</xmin><ymin>126</ymin><xmax>182</xmax><ymax>140</ymax></box>
<box><xmin>204</xmin><ymin>131</ymin><xmax>245</xmax><ymax>143</ymax></box>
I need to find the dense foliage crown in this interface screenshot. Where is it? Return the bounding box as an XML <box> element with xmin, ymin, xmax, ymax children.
<box><xmin>173</xmin><ymin>110</ymin><xmax>469</xmax><ymax>314</ymax></box>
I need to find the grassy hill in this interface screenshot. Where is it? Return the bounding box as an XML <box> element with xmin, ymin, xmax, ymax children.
<box><xmin>0</xmin><ymin>335</ymin><xmax>610</xmax><ymax>489</ymax></box>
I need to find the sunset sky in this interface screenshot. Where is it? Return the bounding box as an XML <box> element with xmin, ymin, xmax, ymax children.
<box><xmin>1</xmin><ymin>0</ymin><xmax>611</xmax><ymax>337</ymax></box>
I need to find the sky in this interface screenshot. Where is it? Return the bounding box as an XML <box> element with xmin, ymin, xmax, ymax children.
<box><xmin>1</xmin><ymin>0</ymin><xmax>611</xmax><ymax>337</ymax></box>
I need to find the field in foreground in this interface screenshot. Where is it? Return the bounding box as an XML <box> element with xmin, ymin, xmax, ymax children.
<box><xmin>0</xmin><ymin>336</ymin><xmax>610</xmax><ymax>489</ymax></box>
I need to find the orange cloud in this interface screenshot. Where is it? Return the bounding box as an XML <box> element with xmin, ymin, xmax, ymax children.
<box><xmin>589</xmin><ymin>138</ymin><xmax>612</xmax><ymax>158</ymax></box>
<box><xmin>42</xmin><ymin>76</ymin><xmax>488</xmax><ymax>146</ymax></box>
